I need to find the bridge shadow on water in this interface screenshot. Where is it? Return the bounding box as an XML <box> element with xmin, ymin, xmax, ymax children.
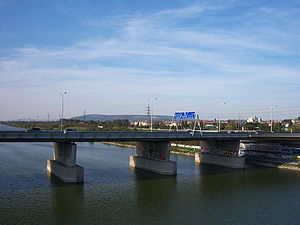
<box><xmin>83</xmin><ymin>166</ymin><xmax>176</xmax><ymax>185</ymax></box>
<box><xmin>131</xmin><ymin>167</ymin><xmax>176</xmax><ymax>180</ymax></box>
<box><xmin>46</xmin><ymin>172</ymin><xmax>85</xmax><ymax>225</ymax></box>
<box><xmin>0</xmin><ymin>171</ymin><xmax>85</xmax><ymax>191</ymax></box>
<box><xmin>47</xmin><ymin>172</ymin><xmax>84</xmax><ymax>187</ymax></box>
<box><xmin>194</xmin><ymin>162</ymin><xmax>270</xmax><ymax>177</ymax></box>
<box><xmin>192</xmin><ymin>161</ymin><xmax>300</xmax><ymax>198</ymax></box>
<box><xmin>0</xmin><ymin>158</ymin><xmax>280</xmax><ymax>192</ymax></box>
<box><xmin>133</xmin><ymin>170</ymin><xmax>177</xmax><ymax>218</ymax></box>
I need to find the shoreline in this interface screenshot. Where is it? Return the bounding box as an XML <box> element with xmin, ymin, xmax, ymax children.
<box><xmin>101</xmin><ymin>142</ymin><xmax>196</xmax><ymax>156</ymax></box>
<box><xmin>247</xmin><ymin>160</ymin><xmax>300</xmax><ymax>171</ymax></box>
<box><xmin>101</xmin><ymin>142</ymin><xmax>136</xmax><ymax>149</ymax></box>
<box><xmin>101</xmin><ymin>142</ymin><xmax>300</xmax><ymax>171</ymax></box>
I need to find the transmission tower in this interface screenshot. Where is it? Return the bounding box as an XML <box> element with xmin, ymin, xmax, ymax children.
<box><xmin>146</xmin><ymin>105</ymin><xmax>151</xmax><ymax>118</ymax></box>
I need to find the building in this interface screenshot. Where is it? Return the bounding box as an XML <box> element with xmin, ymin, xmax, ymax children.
<box><xmin>131</xmin><ymin>120</ymin><xmax>149</xmax><ymax>127</ymax></box>
<box><xmin>247</xmin><ymin>116</ymin><xmax>262</xmax><ymax>123</ymax></box>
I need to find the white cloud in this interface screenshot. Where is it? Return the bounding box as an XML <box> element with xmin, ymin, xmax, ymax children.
<box><xmin>1</xmin><ymin>0</ymin><xmax>300</xmax><ymax>120</ymax></box>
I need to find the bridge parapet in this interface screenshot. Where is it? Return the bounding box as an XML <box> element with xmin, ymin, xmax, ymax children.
<box><xmin>1</xmin><ymin>131</ymin><xmax>300</xmax><ymax>142</ymax></box>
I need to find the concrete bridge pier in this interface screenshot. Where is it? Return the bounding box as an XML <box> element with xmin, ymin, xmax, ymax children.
<box><xmin>47</xmin><ymin>142</ymin><xmax>84</xmax><ymax>182</ymax></box>
<box><xmin>195</xmin><ymin>140</ymin><xmax>245</xmax><ymax>168</ymax></box>
<box><xmin>130</xmin><ymin>141</ymin><xmax>177</xmax><ymax>175</ymax></box>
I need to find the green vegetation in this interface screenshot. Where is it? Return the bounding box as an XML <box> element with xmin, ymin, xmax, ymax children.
<box><xmin>2</xmin><ymin>116</ymin><xmax>300</xmax><ymax>132</ymax></box>
<box><xmin>1</xmin><ymin>119</ymin><xmax>131</xmax><ymax>131</ymax></box>
<box><xmin>241</xmin><ymin>122</ymin><xmax>269</xmax><ymax>131</ymax></box>
<box><xmin>114</xmin><ymin>141</ymin><xmax>136</xmax><ymax>147</ymax></box>
<box><xmin>172</xmin><ymin>140</ymin><xmax>200</xmax><ymax>146</ymax></box>
<box><xmin>222</xmin><ymin>119</ymin><xmax>300</xmax><ymax>132</ymax></box>
<box><xmin>171</xmin><ymin>146</ymin><xmax>199</xmax><ymax>155</ymax></box>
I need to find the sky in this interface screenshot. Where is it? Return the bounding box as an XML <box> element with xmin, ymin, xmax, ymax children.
<box><xmin>0</xmin><ymin>0</ymin><xmax>300</xmax><ymax>121</ymax></box>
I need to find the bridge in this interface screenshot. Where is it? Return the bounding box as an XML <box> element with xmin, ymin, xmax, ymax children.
<box><xmin>1</xmin><ymin>130</ymin><xmax>299</xmax><ymax>183</ymax></box>
<box><xmin>1</xmin><ymin>130</ymin><xmax>300</xmax><ymax>142</ymax></box>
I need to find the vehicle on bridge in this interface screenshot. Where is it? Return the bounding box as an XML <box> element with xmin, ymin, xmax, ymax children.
<box><xmin>63</xmin><ymin>128</ymin><xmax>77</xmax><ymax>134</ymax></box>
<box><xmin>27</xmin><ymin>128</ymin><xmax>42</xmax><ymax>132</ymax></box>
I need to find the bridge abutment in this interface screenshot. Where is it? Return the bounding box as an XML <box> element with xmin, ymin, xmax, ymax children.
<box><xmin>47</xmin><ymin>142</ymin><xmax>84</xmax><ymax>182</ymax></box>
<box><xmin>195</xmin><ymin>140</ymin><xmax>245</xmax><ymax>168</ymax></box>
<box><xmin>130</xmin><ymin>141</ymin><xmax>177</xmax><ymax>175</ymax></box>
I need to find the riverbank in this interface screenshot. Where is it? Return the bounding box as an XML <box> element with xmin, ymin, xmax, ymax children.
<box><xmin>101</xmin><ymin>142</ymin><xmax>197</xmax><ymax>156</ymax></box>
<box><xmin>247</xmin><ymin>160</ymin><xmax>300</xmax><ymax>171</ymax></box>
<box><xmin>102</xmin><ymin>142</ymin><xmax>300</xmax><ymax>170</ymax></box>
<box><xmin>102</xmin><ymin>142</ymin><xmax>136</xmax><ymax>149</ymax></box>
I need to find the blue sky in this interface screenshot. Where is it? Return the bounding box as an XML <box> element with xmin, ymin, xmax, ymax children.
<box><xmin>0</xmin><ymin>0</ymin><xmax>300</xmax><ymax>120</ymax></box>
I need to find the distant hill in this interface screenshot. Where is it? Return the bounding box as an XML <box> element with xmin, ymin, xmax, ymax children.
<box><xmin>71</xmin><ymin>114</ymin><xmax>172</xmax><ymax>121</ymax></box>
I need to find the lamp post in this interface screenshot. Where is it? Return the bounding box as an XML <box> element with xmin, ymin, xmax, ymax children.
<box><xmin>60</xmin><ymin>92</ymin><xmax>67</xmax><ymax>132</ymax></box>
<box><xmin>217</xmin><ymin>102</ymin><xmax>226</xmax><ymax>132</ymax></box>
<box><xmin>148</xmin><ymin>97</ymin><xmax>158</xmax><ymax>132</ymax></box>
<box><xmin>269</xmin><ymin>105</ymin><xmax>277</xmax><ymax>132</ymax></box>
<box><xmin>237</xmin><ymin>112</ymin><xmax>240</xmax><ymax>131</ymax></box>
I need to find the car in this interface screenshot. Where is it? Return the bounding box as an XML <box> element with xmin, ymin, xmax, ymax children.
<box><xmin>63</xmin><ymin>128</ymin><xmax>77</xmax><ymax>134</ymax></box>
<box><xmin>27</xmin><ymin>128</ymin><xmax>42</xmax><ymax>132</ymax></box>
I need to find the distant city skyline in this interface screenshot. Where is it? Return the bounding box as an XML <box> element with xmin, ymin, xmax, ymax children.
<box><xmin>1</xmin><ymin>0</ymin><xmax>300</xmax><ymax>120</ymax></box>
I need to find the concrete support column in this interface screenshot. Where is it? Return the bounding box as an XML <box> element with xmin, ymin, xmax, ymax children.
<box><xmin>195</xmin><ymin>140</ymin><xmax>245</xmax><ymax>168</ymax></box>
<box><xmin>130</xmin><ymin>141</ymin><xmax>176</xmax><ymax>175</ymax></box>
<box><xmin>47</xmin><ymin>142</ymin><xmax>84</xmax><ymax>182</ymax></box>
<box><xmin>53</xmin><ymin>142</ymin><xmax>77</xmax><ymax>166</ymax></box>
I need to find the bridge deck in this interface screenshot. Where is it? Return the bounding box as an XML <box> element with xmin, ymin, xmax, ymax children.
<box><xmin>0</xmin><ymin>131</ymin><xmax>299</xmax><ymax>142</ymax></box>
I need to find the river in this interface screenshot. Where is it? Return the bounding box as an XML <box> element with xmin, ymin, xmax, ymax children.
<box><xmin>0</xmin><ymin>125</ymin><xmax>300</xmax><ymax>225</ymax></box>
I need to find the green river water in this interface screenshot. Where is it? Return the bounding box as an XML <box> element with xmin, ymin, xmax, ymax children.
<box><xmin>0</xmin><ymin>125</ymin><xmax>299</xmax><ymax>225</ymax></box>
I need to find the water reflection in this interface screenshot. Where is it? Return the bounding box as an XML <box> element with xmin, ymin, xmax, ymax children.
<box><xmin>194</xmin><ymin>163</ymin><xmax>244</xmax><ymax>176</ymax></box>
<box><xmin>48</xmin><ymin>174</ymin><xmax>84</xmax><ymax>224</ymax></box>
<box><xmin>133</xmin><ymin>168</ymin><xmax>176</xmax><ymax>223</ymax></box>
<box><xmin>131</xmin><ymin>167</ymin><xmax>176</xmax><ymax>181</ymax></box>
<box><xmin>1</xmin><ymin>139</ymin><xmax>300</xmax><ymax>225</ymax></box>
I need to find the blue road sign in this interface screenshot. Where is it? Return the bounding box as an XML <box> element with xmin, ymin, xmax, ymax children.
<box><xmin>174</xmin><ymin>112</ymin><xmax>196</xmax><ymax>120</ymax></box>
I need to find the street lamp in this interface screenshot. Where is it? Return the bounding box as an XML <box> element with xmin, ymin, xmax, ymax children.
<box><xmin>148</xmin><ymin>97</ymin><xmax>158</xmax><ymax>132</ymax></box>
<box><xmin>217</xmin><ymin>102</ymin><xmax>226</xmax><ymax>132</ymax></box>
<box><xmin>60</xmin><ymin>92</ymin><xmax>67</xmax><ymax>132</ymax></box>
<box><xmin>269</xmin><ymin>105</ymin><xmax>277</xmax><ymax>132</ymax></box>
